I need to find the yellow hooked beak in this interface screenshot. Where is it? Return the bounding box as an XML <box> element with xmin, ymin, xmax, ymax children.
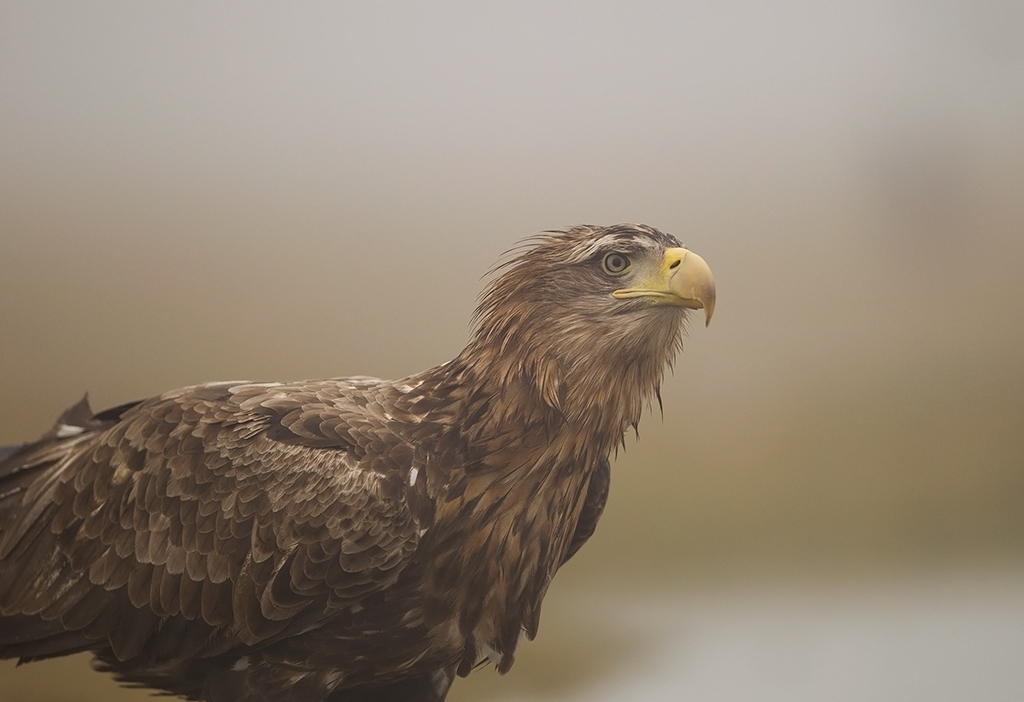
<box><xmin>612</xmin><ymin>248</ymin><xmax>716</xmax><ymax>326</ymax></box>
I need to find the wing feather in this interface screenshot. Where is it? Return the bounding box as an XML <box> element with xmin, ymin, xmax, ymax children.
<box><xmin>0</xmin><ymin>379</ymin><xmax>427</xmax><ymax>658</ymax></box>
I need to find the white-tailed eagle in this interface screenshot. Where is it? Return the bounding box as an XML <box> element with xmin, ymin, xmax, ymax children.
<box><xmin>0</xmin><ymin>224</ymin><xmax>715</xmax><ymax>702</ymax></box>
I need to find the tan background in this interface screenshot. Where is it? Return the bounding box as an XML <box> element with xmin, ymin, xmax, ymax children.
<box><xmin>1</xmin><ymin>2</ymin><xmax>1023</xmax><ymax>700</ymax></box>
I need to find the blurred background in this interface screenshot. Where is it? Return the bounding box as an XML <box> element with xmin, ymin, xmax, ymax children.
<box><xmin>1</xmin><ymin>1</ymin><xmax>1023</xmax><ymax>700</ymax></box>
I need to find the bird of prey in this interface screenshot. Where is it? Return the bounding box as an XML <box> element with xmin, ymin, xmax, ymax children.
<box><xmin>0</xmin><ymin>224</ymin><xmax>715</xmax><ymax>702</ymax></box>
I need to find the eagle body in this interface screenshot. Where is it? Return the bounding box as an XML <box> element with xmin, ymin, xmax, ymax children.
<box><xmin>0</xmin><ymin>225</ymin><xmax>714</xmax><ymax>702</ymax></box>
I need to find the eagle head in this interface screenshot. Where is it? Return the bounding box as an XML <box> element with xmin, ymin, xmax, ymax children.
<box><xmin>465</xmin><ymin>224</ymin><xmax>715</xmax><ymax>430</ymax></box>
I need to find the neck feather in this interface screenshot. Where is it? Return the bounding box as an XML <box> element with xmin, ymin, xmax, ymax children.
<box><xmin>444</xmin><ymin>302</ymin><xmax>686</xmax><ymax>459</ymax></box>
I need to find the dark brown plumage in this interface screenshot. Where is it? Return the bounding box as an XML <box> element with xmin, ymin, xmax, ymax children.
<box><xmin>0</xmin><ymin>224</ymin><xmax>715</xmax><ymax>702</ymax></box>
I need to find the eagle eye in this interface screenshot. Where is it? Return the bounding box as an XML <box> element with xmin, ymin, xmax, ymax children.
<box><xmin>602</xmin><ymin>252</ymin><xmax>631</xmax><ymax>275</ymax></box>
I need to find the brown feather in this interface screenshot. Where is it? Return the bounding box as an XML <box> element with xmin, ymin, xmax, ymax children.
<box><xmin>0</xmin><ymin>224</ymin><xmax>711</xmax><ymax>702</ymax></box>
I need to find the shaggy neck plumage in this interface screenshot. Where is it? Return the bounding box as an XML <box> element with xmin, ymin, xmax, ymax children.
<box><xmin>446</xmin><ymin>288</ymin><xmax>688</xmax><ymax>460</ymax></box>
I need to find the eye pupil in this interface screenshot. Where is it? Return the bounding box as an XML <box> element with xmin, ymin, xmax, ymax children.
<box><xmin>603</xmin><ymin>253</ymin><xmax>630</xmax><ymax>274</ymax></box>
